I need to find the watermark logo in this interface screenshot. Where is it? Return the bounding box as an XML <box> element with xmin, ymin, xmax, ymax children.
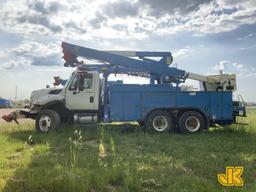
<box><xmin>217</xmin><ymin>166</ymin><xmax>244</xmax><ymax>187</ymax></box>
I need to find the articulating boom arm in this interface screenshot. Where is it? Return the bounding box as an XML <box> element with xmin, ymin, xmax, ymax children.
<box><xmin>61</xmin><ymin>42</ymin><xmax>237</xmax><ymax>91</ymax></box>
<box><xmin>61</xmin><ymin>42</ymin><xmax>187</xmax><ymax>84</ymax></box>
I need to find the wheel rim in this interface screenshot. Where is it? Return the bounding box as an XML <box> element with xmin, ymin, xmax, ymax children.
<box><xmin>185</xmin><ymin>116</ymin><xmax>200</xmax><ymax>132</ymax></box>
<box><xmin>39</xmin><ymin>115</ymin><xmax>52</xmax><ymax>132</ymax></box>
<box><xmin>152</xmin><ymin>115</ymin><xmax>168</xmax><ymax>132</ymax></box>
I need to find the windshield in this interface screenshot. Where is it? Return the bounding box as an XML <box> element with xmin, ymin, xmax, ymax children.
<box><xmin>64</xmin><ymin>72</ymin><xmax>75</xmax><ymax>89</ymax></box>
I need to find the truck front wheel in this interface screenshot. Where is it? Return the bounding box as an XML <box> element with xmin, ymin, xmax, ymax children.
<box><xmin>146</xmin><ymin>110</ymin><xmax>174</xmax><ymax>132</ymax></box>
<box><xmin>178</xmin><ymin>111</ymin><xmax>206</xmax><ymax>133</ymax></box>
<box><xmin>36</xmin><ymin>109</ymin><xmax>61</xmax><ymax>133</ymax></box>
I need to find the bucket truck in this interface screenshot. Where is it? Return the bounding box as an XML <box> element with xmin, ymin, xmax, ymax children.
<box><xmin>2</xmin><ymin>42</ymin><xmax>246</xmax><ymax>133</ymax></box>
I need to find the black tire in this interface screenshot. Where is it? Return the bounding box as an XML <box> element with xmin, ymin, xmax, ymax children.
<box><xmin>178</xmin><ymin>111</ymin><xmax>206</xmax><ymax>133</ymax></box>
<box><xmin>36</xmin><ymin>109</ymin><xmax>61</xmax><ymax>133</ymax></box>
<box><xmin>145</xmin><ymin>110</ymin><xmax>174</xmax><ymax>132</ymax></box>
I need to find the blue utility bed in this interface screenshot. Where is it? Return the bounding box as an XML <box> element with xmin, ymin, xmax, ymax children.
<box><xmin>108</xmin><ymin>84</ymin><xmax>233</xmax><ymax>125</ymax></box>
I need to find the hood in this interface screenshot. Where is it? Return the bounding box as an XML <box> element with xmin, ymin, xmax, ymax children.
<box><xmin>31</xmin><ymin>88</ymin><xmax>63</xmax><ymax>99</ymax></box>
<box><xmin>29</xmin><ymin>87</ymin><xmax>65</xmax><ymax>109</ymax></box>
<box><xmin>30</xmin><ymin>87</ymin><xmax>64</xmax><ymax>103</ymax></box>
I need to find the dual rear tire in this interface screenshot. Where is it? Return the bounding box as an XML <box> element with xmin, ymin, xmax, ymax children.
<box><xmin>178</xmin><ymin>111</ymin><xmax>206</xmax><ymax>133</ymax></box>
<box><xmin>145</xmin><ymin>110</ymin><xmax>174</xmax><ymax>133</ymax></box>
<box><xmin>142</xmin><ymin>110</ymin><xmax>207</xmax><ymax>133</ymax></box>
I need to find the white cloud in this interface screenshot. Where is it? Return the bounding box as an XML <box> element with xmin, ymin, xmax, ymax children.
<box><xmin>240</xmin><ymin>45</ymin><xmax>256</xmax><ymax>50</ymax></box>
<box><xmin>216</xmin><ymin>0</ymin><xmax>256</xmax><ymax>8</ymax></box>
<box><xmin>9</xmin><ymin>41</ymin><xmax>59</xmax><ymax>57</ymax></box>
<box><xmin>237</xmin><ymin>33</ymin><xmax>254</xmax><ymax>41</ymax></box>
<box><xmin>231</xmin><ymin>62</ymin><xmax>243</xmax><ymax>70</ymax></box>
<box><xmin>212</xmin><ymin>60</ymin><xmax>256</xmax><ymax>78</ymax></box>
<box><xmin>1</xmin><ymin>41</ymin><xmax>62</xmax><ymax>69</ymax></box>
<box><xmin>0</xmin><ymin>57</ymin><xmax>31</xmax><ymax>70</ymax></box>
<box><xmin>155</xmin><ymin>2</ymin><xmax>256</xmax><ymax>35</ymax></box>
<box><xmin>0</xmin><ymin>51</ymin><xmax>6</xmax><ymax>58</ymax></box>
<box><xmin>213</xmin><ymin>60</ymin><xmax>229</xmax><ymax>71</ymax></box>
<box><xmin>173</xmin><ymin>46</ymin><xmax>192</xmax><ymax>58</ymax></box>
<box><xmin>1</xmin><ymin>0</ymin><xmax>256</xmax><ymax>40</ymax></box>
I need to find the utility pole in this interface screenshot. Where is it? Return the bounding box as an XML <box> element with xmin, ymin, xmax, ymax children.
<box><xmin>15</xmin><ymin>85</ymin><xmax>17</xmax><ymax>102</ymax></box>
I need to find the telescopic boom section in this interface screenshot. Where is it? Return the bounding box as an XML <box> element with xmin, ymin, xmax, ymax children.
<box><xmin>61</xmin><ymin>42</ymin><xmax>187</xmax><ymax>82</ymax></box>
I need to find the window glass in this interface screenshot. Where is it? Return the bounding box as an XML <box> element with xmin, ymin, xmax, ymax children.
<box><xmin>69</xmin><ymin>75</ymin><xmax>78</xmax><ymax>90</ymax></box>
<box><xmin>80</xmin><ymin>73</ymin><xmax>93</xmax><ymax>90</ymax></box>
<box><xmin>83</xmin><ymin>78</ymin><xmax>92</xmax><ymax>89</ymax></box>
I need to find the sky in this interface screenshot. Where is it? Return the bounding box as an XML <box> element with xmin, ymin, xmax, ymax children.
<box><xmin>0</xmin><ymin>0</ymin><xmax>255</xmax><ymax>102</ymax></box>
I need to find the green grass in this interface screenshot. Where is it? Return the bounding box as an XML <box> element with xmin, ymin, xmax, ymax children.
<box><xmin>0</xmin><ymin>109</ymin><xmax>256</xmax><ymax>192</ymax></box>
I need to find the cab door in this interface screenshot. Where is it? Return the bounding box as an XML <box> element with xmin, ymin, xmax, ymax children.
<box><xmin>65</xmin><ymin>72</ymin><xmax>99</xmax><ymax>110</ymax></box>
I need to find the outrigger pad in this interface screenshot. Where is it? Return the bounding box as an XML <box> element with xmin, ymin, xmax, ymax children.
<box><xmin>2</xmin><ymin>114</ymin><xmax>12</xmax><ymax>122</ymax></box>
<box><xmin>2</xmin><ymin>112</ymin><xmax>20</xmax><ymax>125</ymax></box>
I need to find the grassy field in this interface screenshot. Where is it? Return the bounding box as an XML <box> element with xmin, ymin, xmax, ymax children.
<box><xmin>0</xmin><ymin>109</ymin><xmax>256</xmax><ymax>192</ymax></box>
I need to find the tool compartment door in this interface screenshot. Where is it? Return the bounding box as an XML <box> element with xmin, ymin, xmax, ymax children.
<box><xmin>110</xmin><ymin>92</ymin><xmax>140</xmax><ymax>121</ymax></box>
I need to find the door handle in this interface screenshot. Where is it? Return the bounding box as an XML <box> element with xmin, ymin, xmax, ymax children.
<box><xmin>90</xmin><ymin>96</ymin><xmax>94</xmax><ymax>103</ymax></box>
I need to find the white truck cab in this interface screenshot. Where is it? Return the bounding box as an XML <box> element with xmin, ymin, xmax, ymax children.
<box><xmin>25</xmin><ymin>71</ymin><xmax>101</xmax><ymax>132</ymax></box>
<box><xmin>30</xmin><ymin>71</ymin><xmax>100</xmax><ymax>112</ymax></box>
<box><xmin>65</xmin><ymin>71</ymin><xmax>100</xmax><ymax>110</ymax></box>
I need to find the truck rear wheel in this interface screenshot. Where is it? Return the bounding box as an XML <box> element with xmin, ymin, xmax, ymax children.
<box><xmin>146</xmin><ymin>110</ymin><xmax>174</xmax><ymax>132</ymax></box>
<box><xmin>36</xmin><ymin>109</ymin><xmax>61</xmax><ymax>133</ymax></box>
<box><xmin>178</xmin><ymin>111</ymin><xmax>206</xmax><ymax>133</ymax></box>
